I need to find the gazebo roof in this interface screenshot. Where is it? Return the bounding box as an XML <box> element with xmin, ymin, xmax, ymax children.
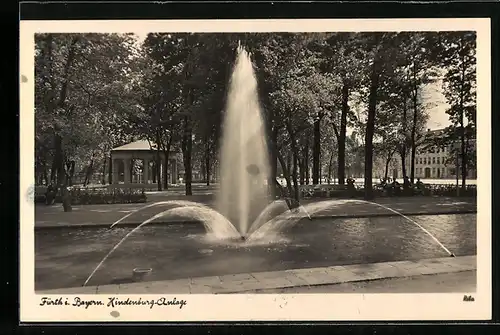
<box><xmin>112</xmin><ymin>140</ymin><xmax>160</xmax><ymax>152</ymax></box>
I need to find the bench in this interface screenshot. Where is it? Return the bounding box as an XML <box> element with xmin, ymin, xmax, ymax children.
<box><xmin>299</xmin><ymin>184</ymin><xmax>348</xmax><ymax>198</ymax></box>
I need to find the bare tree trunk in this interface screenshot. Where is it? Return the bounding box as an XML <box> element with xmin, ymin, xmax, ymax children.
<box><xmin>101</xmin><ymin>157</ymin><xmax>107</xmax><ymax>185</ymax></box>
<box><xmin>338</xmin><ymin>84</ymin><xmax>349</xmax><ymax>185</ymax></box>
<box><xmin>304</xmin><ymin>135</ymin><xmax>310</xmax><ymax>185</ymax></box>
<box><xmin>364</xmin><ymin>58</ymin><xmax>380</xmax><ymax>200</ymax></box>
<box><xmin>155</xmin><ymin>152</ymin><xmax>162</xmax><ymax>191</ymax></box>
<box><xmin>182</xmin><ymin>115</ymin><xmax>193</xmax><ymax>196</ymax></box>
<box><xmin>108</xmin><ymin>156</ymin><xmax>112</xmax><ymax>185</ymax></box>
<box><xmin>459</xmin><ymin>54</ymin><xmax>467</xmax><ymax>193</ymax></box>
<box><xmin>162</xmin><ymin>136</ymin><xmax>172</xmax><ymax>190</ymax></box>
<box><xmin>205</xmin><ymin>151</ymin><xmax>210</xmax><ymax>186</ymax></box>
<box><xmin>410</xmin><ymin>66</ymin><xmax>419</xmax><ymax>184</ymax></box>
<box><xmin>327</xmin><ymin>151</ymin><xmax>334</xmax><ymax>184</ymax></box>
<box><xmin>277</xmin><ymin>153</ymin><xmax>293</xmax><ymax>203</ymax></box>
<box><xmin>66</xmin><ymin>161</ymin><xmax>75</xmax><ymax>186</ymax></box>
<box><xmin>384</xmin><ymin>154</ymin><xmax>392</xmax><ymax>181</ymax></box>
<box><xmin>292</xmin><ymin>150</ymin><xmax>300</xmax><ymax>201</ymax></box>
<box><xmin>163</xmin><ymin>158</ymin><xmax>169</xmax><ymax>190</ymax></box>
<box><xmin>155</xmin><ymin>130</ymin><xmax>162</xmax><ymax>191</ymax></box>
<box><xmin>460</xmin><ymin>116</ymin><xmax>467</xmax><ymax>192</ymax></box>
<box><xmin>42</xmin><ymin>163</ymin><xmax>49</xmax><ymax>185</ymax></box>
<box><xmin>299</xmin><ymin>158</ymin><xmax>305</xmax><ymax>185</ymax></box>
<box><xmin>400</xmin><ymin>149</ymin><xmax>407</xmax><ymax>180</ymax></box>
<box><xmin>312</xmin><ymin>114</ymin><xmax>321</xmax><ymax>185</ymax></box>
<box><xmin>50</xmin><ymin>158</ymin><xmax>57</xmax><ymax>184</ymax></box>
<box><xmin>54</xmin><ymin>134</ymin><xmax>72</xmax><ymax>211</ymax></box>
<box><xmin>286</xmin><ymin>122</ymin><xmax>301</xmax><ymax>203</ymax></box>
<box><xmin>400</xmin><ymin>98</ymin><xmax>408</xmax><ymax>181</ymax></box>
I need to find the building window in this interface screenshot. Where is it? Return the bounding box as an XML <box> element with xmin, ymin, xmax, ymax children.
<box><xmin>432</xmin><ymin>168</ymin><xmax>436</xmax><ymax>176</ymax></box>
<box><xmin>432</xmin><ymin>157</ymin><xmax>435</xmax><ymax>164</ymax></box>
<box><xmin>437</xmin><ymin>148</ymin><xmax>440</xmax><ymax>153</ymax></box>
<box><xmin>437</xmin><ymin>157</ymin><xmax>440</xmax><ymax>164</ymax></box>
<box><xmin>420</xmin><ymin>158</ymin><xmax>423</xmax><ymax>164</ymax></box>
<box><xmin>424</xmin><ymin>158</ymin><xmax>427</xmax><ymax>164</ymax></box>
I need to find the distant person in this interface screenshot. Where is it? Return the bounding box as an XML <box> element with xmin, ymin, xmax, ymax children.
<box><xmin>390</xmin><ymin>179</ymin><xmax>401</xmax><ymax>196</ymax></box>
<box><xmin>416</xmin><ymin>178</ymin><xmax>424</xmax><ymax>188</ymax></box>
<box><xmin>403</xmin><ymin>175</ymin><xmax>411</xmax><ymax>190</ymax></box>
<box><xmin>415</xmin><ymin>178</ymin><xmax>425</xmax><ymax>195</ymax></box>
<box><xmin>45</xmin><ymin>184</ymin><xmax>57</xmax><ymax>205</ymax></box>
<box><xmin>346</xmin><ymin>176</ymin><xmax>356</xmax><ymax>197</ymax></box>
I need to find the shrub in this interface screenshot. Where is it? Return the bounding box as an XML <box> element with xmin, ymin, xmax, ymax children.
<box><xmin>295</xmin><ymin>183</ymin><xmax>476</xmax><ymax>199</ymax></box>
<box><xmin>425</xmin><ymin>184</ymin><xmax>476</xmax><ymax>197</ymax></box>
<box><xmin>35</xmin><ymin>186</ymin><xmax>147</xmax><ymax>205</ymax></box>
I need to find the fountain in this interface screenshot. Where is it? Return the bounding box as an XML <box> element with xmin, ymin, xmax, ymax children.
<box><xmin>216</xmin><ymin>44</ymin><xmax>271</xmax><ymax>238</ymax></box>
<box><xmin>81</xmin><ymin>45</ymin><xmax>455</xmax><ymax>287</ymax></box>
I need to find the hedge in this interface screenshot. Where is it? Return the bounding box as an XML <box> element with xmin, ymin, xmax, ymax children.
<box><xmin>36</xmin><ymin>187</ymin><xmax>147</xmax><ymax>205</ymax></box>
<box><xmin>296</xmin><ymin>183</ymin><xmax>476</xmax><ymax>199</ymax></box>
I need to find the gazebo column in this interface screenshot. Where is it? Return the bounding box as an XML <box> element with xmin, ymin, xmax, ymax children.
<box><xmin>123</xmin><ymin>158</ymin><xmax>131</xmax><ymax>184</ymax></box>
<box><xmin>143</xmin><ymin>159</ymin><xmax>149</xmax><ymax>184</ymax></box>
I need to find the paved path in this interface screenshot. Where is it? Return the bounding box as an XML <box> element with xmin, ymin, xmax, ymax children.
<box><xmin>35</xmin><ymin>196</ymin><xmax>476</xmax><ymax>229</ymax></box>
<box><xmin>38</xmin><ymin>255</ymin><xmax>476</xmax><ymax>294</ymax></box>
<box><xmin>254</xmin><ymin>270</ymin><xmax>476</xmax><ymax>294</ymax></box>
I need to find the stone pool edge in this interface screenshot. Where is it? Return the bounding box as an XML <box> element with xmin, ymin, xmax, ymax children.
<box><xmin>37</xmin><ymin>255</ymin><xmax>476</xmax><ymax>294</ymax></box>
<box><xmin>34</xmin><ymin>209</ymin><xmax>477</xmax><ymax>230</ymax></box>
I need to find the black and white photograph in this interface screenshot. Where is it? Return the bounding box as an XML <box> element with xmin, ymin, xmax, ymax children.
<box><xmin>20</xmin><ymin>18</ymin><xmax>491</xmax><ymax>322</ymax></box>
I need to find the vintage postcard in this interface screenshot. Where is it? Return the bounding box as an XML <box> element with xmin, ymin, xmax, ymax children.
<box><xmin>20</xmin><ymin>18</ymin><xmax>491</xmax><ymax>322</ymax></box>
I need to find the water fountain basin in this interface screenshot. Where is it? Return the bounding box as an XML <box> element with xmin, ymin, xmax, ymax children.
<box><xmin>132</xmin><ymin>267</ymin><xmax>153</xmax><ymax>281</ymax></box>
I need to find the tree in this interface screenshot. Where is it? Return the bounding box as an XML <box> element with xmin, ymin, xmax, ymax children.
<box><xmin>35</xmin><ymin>33</ymin><xmax>139</xmax><ymax>209</ymax></box>
<box><xmin>440</xmin><ymin>32</ymin><xmax>476</xmax><ymax>192</ymax></box>
<box><xmin>396</xmin><ymin>33</ymin><xmax>439</xmax><ymax>183</ymax></box>
<box><xmin>313</xmin><ymin>33</ymin><xmax>364</xmax><ymax>185</ymax></box>
<box><xmin>374</xmin><ymin>99</ymin><xmax>401</xmax><ymax>181</ymax></box>
<box><xmin>142</xmin><ymin>33</ymin><xmax>220</xmax><ymax>195</ymax></box>
<box><xmin>363</xmin><ymin>34</ymin><xmax>385</xmax><ymax>199</ymax></box>
<box><xmin>251</xmin><ymin>33</ymin><xmax>320</xmax><ymax>202</ymax></box>
<box><xmin>357</xmin><ymin>32</ymin><xmax>401</xmax><ymax>199</ymax></box>
<box><xmin>320</xmin><ymin>117</ymin><xmax>338</xmax><ymax>184</ymax></box>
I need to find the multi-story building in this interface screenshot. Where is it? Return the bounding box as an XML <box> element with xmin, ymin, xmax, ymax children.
<box><xmin>379</xmin><ymin>128</ymin><xmax>477</xmax><ymax>180</ymax></box>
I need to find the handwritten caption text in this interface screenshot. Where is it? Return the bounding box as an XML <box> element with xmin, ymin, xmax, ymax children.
<box><xmin>39</xmin><ymin>296</ymin><xmax>187</xmax><ymax>309</ymax></box>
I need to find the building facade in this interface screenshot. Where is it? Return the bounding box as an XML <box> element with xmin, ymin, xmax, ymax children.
<box><xmin>379</xmin><ymin>128</ymin><xmax>477</xmax><ymax>180</ymax></box>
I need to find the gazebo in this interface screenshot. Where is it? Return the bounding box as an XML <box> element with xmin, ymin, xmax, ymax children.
<box><xmin>110</xmin><ymin>140</ymin><xmax>179</xmax><ymax>188</ymax></box>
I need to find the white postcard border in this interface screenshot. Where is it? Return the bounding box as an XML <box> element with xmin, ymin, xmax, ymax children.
<box><xmin>20</xmin><ymin>18</ymin><xmax>491</xmax><ymax>322</ymax></box>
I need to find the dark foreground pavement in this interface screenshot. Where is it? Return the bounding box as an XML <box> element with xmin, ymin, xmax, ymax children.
<box><xmin>34</xmin><ymin>196</ymin><xmax>477</xmax><ymax>229</ymax></box>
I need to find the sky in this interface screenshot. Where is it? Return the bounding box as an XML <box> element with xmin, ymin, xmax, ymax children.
<box><xmin>421</xmin><ymin>80</ymin><xmax>451</xmax><ymax>130</ymax></box>
<box><xmin>132</xmin><ymin>33</ymin><xmax>451</xmax><ymax>131</ymax></box>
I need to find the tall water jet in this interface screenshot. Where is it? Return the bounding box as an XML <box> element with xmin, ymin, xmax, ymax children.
<box><xmin>216</xmin><ymin>44</ymin><xmax>271</xmax><ymax>237</ymax></box>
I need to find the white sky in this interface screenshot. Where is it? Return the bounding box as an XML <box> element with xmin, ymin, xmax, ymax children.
<box><xmin>131</xmin><ymin>33</ymin><xmax>451</xmax><ymax>131</ymax></box>
<box><xmin>422</xmin><ymin>80</ymin><xmax>451</xmax><ymax>130</ymax></box>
